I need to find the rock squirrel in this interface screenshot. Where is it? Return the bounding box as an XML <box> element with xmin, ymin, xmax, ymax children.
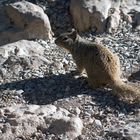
<box><xmin>55</xmin><ymin>29</ymin><xmax>140</xmax><ymax>102</ymax></box>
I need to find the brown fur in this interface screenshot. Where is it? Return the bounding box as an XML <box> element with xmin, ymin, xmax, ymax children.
<box><xmin>55</xmin><ymin>29</ymin><xmax>140</xmax><ymax>102</ymax></box>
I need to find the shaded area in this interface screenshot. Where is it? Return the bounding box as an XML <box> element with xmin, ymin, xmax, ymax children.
<box><xmin>0</xmin><ymin>72</ymin><xmax>139</xmax><ymax>114</ymax></box>
<box><xmin>0</xmin><ymin>72</ymin><xmax>86</xmax><ymax>104</ymax></box>
<box><xmin>128</xmin><ymin>70</ymin><xmax>140</xmax><ymax>81</ymax></box>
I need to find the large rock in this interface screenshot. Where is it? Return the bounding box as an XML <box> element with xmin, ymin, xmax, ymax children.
<box><xmin>0</xmin><ymin>105</ymin><xmax>83</xmax><ymax>140</ymax></box>
<box><xmin>120</xmin><ymin>0</ymin><xmax>140</xmax><ymax>28</ymax></box>
<box><xmin>70</xmin><ymin>0</ymin><xmax>121</xmax><ymax>33</ymax></box>
<box><xmin>0</xmin><ymin>40</ymin><xmax>51</xmax><ymax>79</ymax></box>
<box><xmin>0</xmin><ymin>1</ymin><xmax>53</xmax><ymax>46</ymax></box>
<box><xmin>120</xmin><ymin>0</ymin><xmax>140</xmax><ymax>15</ymax></box>
<box><xmin>106</xmin><ymin>9</ymin><xmax>120</xmax><ymax>33</ymax></box>
<box><xmin>0</xmin><ymin>40</ymin><xmax>45</xmax><ymax>59</ymax></box>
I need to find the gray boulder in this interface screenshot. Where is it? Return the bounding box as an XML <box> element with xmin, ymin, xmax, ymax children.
<box><xmin>0</xmin><ymin>1</ymin><xmax>53</xmax><ymax>46</ymax></box>
<box><xmin>70</xmin><ymin>0</ymin><xmax>121</xmax><ymax>33</ymax></box>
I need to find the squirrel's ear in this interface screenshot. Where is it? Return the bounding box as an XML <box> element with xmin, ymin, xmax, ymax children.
<box><xmin>71</xmin><ymin>28</ymin><xmax>78</xmax><ymax>40</ymax></box>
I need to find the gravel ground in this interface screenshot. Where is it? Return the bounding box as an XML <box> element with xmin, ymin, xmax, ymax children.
<box><xmin>0</xmin><ymin>0</ymin><xmax>140</xmax><ymax>139</ymax></box>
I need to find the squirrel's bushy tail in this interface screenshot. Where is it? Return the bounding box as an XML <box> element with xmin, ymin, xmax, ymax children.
<box><xmin>112</xmin><ymin>80</ymin><xmax>140</xmax><ymax>102</ymax></box>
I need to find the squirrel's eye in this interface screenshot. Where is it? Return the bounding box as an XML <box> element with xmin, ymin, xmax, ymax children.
<box><xmin>63</xmin><ymin>36</ymin><xmax>68</xmax><ymax>41</ymax></box>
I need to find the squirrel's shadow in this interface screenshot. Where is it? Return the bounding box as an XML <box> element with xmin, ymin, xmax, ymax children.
<box><xmin>0</xmin><ymin>72</ymin><xmax>139</xmax><ymax>114</ymax></box>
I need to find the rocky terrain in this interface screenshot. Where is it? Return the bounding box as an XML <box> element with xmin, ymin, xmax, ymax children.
<box><xmin>0</xmin><ymin>0</ymin><xmax>140</xmax><ymax>140</ymax></box>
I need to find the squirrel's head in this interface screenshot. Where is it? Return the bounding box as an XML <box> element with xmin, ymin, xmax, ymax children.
<box><xmin>55</xmin><ymin>29</ymin><xmax>78</xmax><ymax>51</ymax></box>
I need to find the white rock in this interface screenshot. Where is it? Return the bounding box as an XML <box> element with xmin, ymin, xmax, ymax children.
<box><xmin>0</xmin><ymin>1</ymin><xmax>53</xmax><ymax>45</ymax></box>
<box><xmin>62</xmin><ymin>58</ymin><xmax>69</xmax><ymax>65</ymax></box>
<box><xmin>0</xmin><ymin>40</ymin><xmax>44</xmax><ymax>58</ymax></box>
<box><xmin>75</xmin><ymin>107</ymin><xmax>81</xmax><ymax>116</ymax></box>
<box><xmin>49</xmin><ymin>116</ymin><xmax>83</xmax><ymax>139</ymax></box>
<box><xmin>0</xmin><ymin>104</ymin><xmax>75</xmax><ymax>140</ymax></box>
<box><xmin>95</xmin><ymin>119</ymin><xmax>102</xmax><ymax>128</ymax></box>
